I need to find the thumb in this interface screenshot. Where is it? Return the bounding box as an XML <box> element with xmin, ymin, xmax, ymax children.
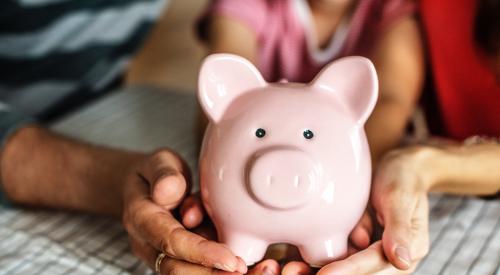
<box><xmin>377</xmin><ymin>195</ymin><xmax>415</xmax><ymax>271</ymax></box>
<box><xmin>142</xmin><ymin>150</ymin><xmax>190</xmax><ymax>208</ymax></box>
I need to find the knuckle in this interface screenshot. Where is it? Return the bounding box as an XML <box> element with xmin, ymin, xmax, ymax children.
<box><xmin>195</xmin><ymin>242</ymin><xmax>212</xmax><ymax>266</ymax></box>
<box><xmin>415</xmin><ymin>241</ymin><xmax>430</xmax><ymax>260</ymax></box>
<box><xmin>125</xmin><ymin>202</ymin><xmax>150</xmax><ymax>234</ymax></box>
<box><xmin>162</xmin><ymin>259</ymin><xmax>181</xmax><ymax>275</ymax></box>
<box><xmin>122</xmin><ymin>204</ymin><xmax>140</xmax><ymax>233</ymax></box>
<box><xmin>164</xmin><ymin>227</ymin><xmax>185</xmax><ymax>256</ymax></box>
<box><xmin>128</xmin><ymin>204</ymin><xmax>142</xmax><ymax>225</ymax></box>
<box><xmin>342</xmin><ymin>258</ymin><xmax>361</xmax><ymax>274</ymax></box>
<box><xmin>160</xmin><ymin>237</ymin><xmax>171</xmax><ymax>257</ymax></box>
<box><xmin>128</xmin><ymin>239</ymin><xmax>146</xmax><ymax>262</ymax></box>
<box><xmin>151</xmin><ymin>148</ymin><xmax>176</xmax><ymax>164</ymax></box>
<box><xmin>148</xmin><ymin>152</ymin><xmax>183</xmax><ymax>184</ymax></box>
<box><xmin>383</xmin><ymin>182</ymin><xmax>403</xmax><ymax>197</ymax></box>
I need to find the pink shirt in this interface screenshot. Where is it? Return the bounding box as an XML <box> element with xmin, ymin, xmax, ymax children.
<box><xmin>199</xmin><ymin>0</ymin><xmax>415</xmax><ymax>82</ymax></box>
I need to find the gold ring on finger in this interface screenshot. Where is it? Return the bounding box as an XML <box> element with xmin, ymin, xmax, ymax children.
<box><xmin>155</xmin><ymin>252</ymin><xmax>167</xmax><ymax>274</ymax></box>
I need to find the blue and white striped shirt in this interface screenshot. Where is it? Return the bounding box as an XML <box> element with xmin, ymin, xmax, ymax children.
<box><xmin>0</xmin><ymin>0</ymin><xmax>168</xmax><ymax>130</ymax></box>
<box><xmin>0</xmin><ymin>0</ymin><xmax>169</xmax><ymax>205</ymax></box>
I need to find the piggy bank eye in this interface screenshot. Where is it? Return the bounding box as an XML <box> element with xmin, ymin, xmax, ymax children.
<box><xmin>303</xmin><ymin>129</ymin><xmax>314</xmax><ymax>139</ymax></box>
<box><xmin>255</xmin><ymin>128</ymin><xmax>266</xmax><ymax>138</ymax></box>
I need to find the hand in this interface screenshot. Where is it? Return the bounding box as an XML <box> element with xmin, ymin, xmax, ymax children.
<box><xmin>180</xmin><ymin>198</ymin><xmax>374</xmax><ymax>275</ymax></box>
<box><xmin>180</xmin><ymin>193</ymin><xmax>304</xmax><ymax>275</ymax></box>
<box><xmin>276</xmin><ymin>210</ymin><xmax>374</xmax><ymax>275</ymax></box>
<box><xmin>122</xmin><ymin>149</ymin><xmax>248</xmax><ymax>274</ymax></box>
<box><xmin>281</xmin><ymin>146</ymin><xmax>429</xmax><ymax>275</ymax></box>
<box><xmin>372</xmin><ymin>147</ymin><xmax>431</xmax><ymax>271</ymax></box>
<box><xmin>317</xmin><ymin>147</ymin><xmax>432</xmax><ymax>275</ymax></box>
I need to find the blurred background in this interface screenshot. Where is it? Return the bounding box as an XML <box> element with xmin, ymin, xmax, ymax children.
<box><xmin>126</xmin><ymin>0</ymin><xmax>207</xmax><ymax>92</ymax></box>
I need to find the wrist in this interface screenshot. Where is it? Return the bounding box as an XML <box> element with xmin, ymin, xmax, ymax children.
<box><xmin>84</xmin><ymin>146</ymin><xmax>145</xmax><ymax>217</ymax></box>
<box><xmin>409</xmin><ymin>145</ymin><xmax>443</xmax><ymax>191</ymax></box>
<box><xmin>0</xmin><ymin>125</ymin><xmax>43</xmax><ymax>203</ymax></box>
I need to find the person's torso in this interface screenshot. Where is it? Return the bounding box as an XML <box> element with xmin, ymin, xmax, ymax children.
<box><xmin>254</xmin><ymin>0</ymin><xmax>415</xmax><ymax>82</ymax></box>
<box><xmin>0</xmin><ymin>0</ymin><xmax>167</xmax><ymax>119</ymax></box>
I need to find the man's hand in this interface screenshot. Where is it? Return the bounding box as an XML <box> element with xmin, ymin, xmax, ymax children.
<box><xmin>180</xmin><ymin>192</ymin><xmax>309</xmax><ymax>275</ymax></box>
<box><xmin>122</xmin><ymin>149</ymin><xmax>248</xmax><ymax>274</ymax></box>
<box><xmin>0</xmin><ymin>126</ymin><xmax>278</xmax><ymax>274</ymax></box>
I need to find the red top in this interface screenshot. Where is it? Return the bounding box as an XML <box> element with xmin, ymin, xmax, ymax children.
<box><xmin>420</xmin><ymin>0</ymin><xmax>500</xmax><ymax>140</ymax></box>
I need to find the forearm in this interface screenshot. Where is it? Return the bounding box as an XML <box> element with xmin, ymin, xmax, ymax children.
<box><xmin>426</xmin><ymin>143</ymin><xmax>500</xmax><ymax>195</ymax></box>
<box><xmin>367</xmin><ymin>17</ymin><xmax>424</xmax><ymax>165</ymax></box>
<box><xmin>366</xmin><ymin>98</ymin><xmax>413</xmax><ymax>165</ymax></box>
<box><xmin>208</xmin><ymin>16</ymin><xmax>257</xmax><ymax>64</ymax></box>
<box><xmin>0</xmin><ymin>125</ymin><xmax>145</xmax><ymax>216</ymax></box>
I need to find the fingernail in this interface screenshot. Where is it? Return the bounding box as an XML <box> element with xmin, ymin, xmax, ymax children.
<box><xmin>214</xmin><ymin>262</ymin><xmax>236</xmax><ymax>272</ymax></box>
<box><xmin>263</xmin><ymin>266</ymin><xmax>276</xmax><ymax>275</ymax></box>
<box><xmin>395</xmin><ymin>245</ymin><xmax>411</xmax><ymax>268</ymax></box>
<box><xmin>182</xmin><ymin>211</ymin><xmax>195</xmax><ymax>227</ymax></box>
<box><xmin>236</xmin><ymin>257</ymin><xmax>248</xmax><ymax>274</ymax></box>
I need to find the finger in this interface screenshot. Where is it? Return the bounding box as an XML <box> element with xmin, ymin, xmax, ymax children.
<box><xmin>284</xmin><ymin>245</ymin><xmax>303</xmax><ymax>262</ymax></box>
<box><xmin>372</xmin><ymin>182</ymin><xmax>416</xmax><ymax>270</ymax></box>
<box><xmin>129</xmin><ymin>236</ymin><xmax>242</xmax><ymax>275</ymax></box>
<box><xmin>409</xmin><ymin>195</ymin><xmax>430</xmax><ymax>261</ymax></box>
<box><xmin>192</xmin><ymin>221</ymin><xmax>218</xmax><ymax>241</ymax></box>
<box><xmin>380</xmin><ymin>205</ymin><xmax>414</xmax><ymax>270</ymax></box>
<box><xmin>145</xmin><ymin>212</ymin><xmax>246</xmax><ymax>273</ymax></box>
<box><xmin>128</xmin><ymin>236</ymin><xmax>158</xmax><ymax>269</ymax></box>
<box><xmin>317</xmin><ymin>241</ymin><xmax>393</xmax><ymax>275</ymax></box>
<box><xmin>247</xmin><ymin>259</ymin><xmax>280</xmax><ymax>275</ymax></box>
<box><xmin>181</xmin><ymin>194</ymin><xmax>205</xmax><ymax>228</ymax></box>
<box><xmin>161</xmin><ymin>257</ymin><xmax>242</xmax><ymax>275</ymax></box>
<box><xmin>143</xmin><ymin>150</ymin><xmax>190</xmax><ymax>208</ymax></box>
<box><xmin>281</xmin><ymin>261</ymin><xmax>312</xmax><ymax>275</ymax></box>
<box><xmin>349</xmin><ymin>210</ymin><xmax>373</xmax><ymax>249</ymax></box>
<box><xmin>125</xmin><ymin>179</ymin><xmax>246</xmax><ymax>273</ymax></box>
<box><xmin>346</xmin><ymin>244</ymin><xmax>359</xmax><ymax>257</ymax></box>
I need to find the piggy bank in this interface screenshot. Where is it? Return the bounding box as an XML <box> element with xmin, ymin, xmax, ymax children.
<box><xmin>198</xmin><ymin>54</ymin><xmax>378</xmax><ymax>267</ymax></box>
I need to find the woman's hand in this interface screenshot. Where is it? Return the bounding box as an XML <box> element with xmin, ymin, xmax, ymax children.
<box><xmin>276</xmin><ymin>210</ymin><xmax>374</xmax><ymax>275</ymax></box>
<box><xmin>371</xmin><ymin>147</ymin><xmax>432</xmax><ymax>272</ymax></box>
<box><xmin>276</xmin><ymin>146</ymin><xmax>429</xmax><ymax>275</ymax></box>
<box><xmin>122</xmin><ymin>149</ymin><xmax>248</xmax><ymax>274</ymax></box>
<box><xmin>316</xmin><ymin>146</ymin><xmax>433</xmax><ymax>274</ymax></box>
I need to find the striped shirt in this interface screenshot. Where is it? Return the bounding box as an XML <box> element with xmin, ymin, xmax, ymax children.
<box><xmin>0</xmin><ymin>0</ymin><xmax>168</xmax><ymax>205</ymax></box>
<box><xmin>0</xmin><ymin>0</ymin><xmax>168</xmax><ymax>134</ymax></box>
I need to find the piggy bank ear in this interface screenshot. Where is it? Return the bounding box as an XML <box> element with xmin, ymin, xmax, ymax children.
<box><xmin>198</xmin><ymin>54</ymin><xmax>266</xmax><ymax>123</ymax></box>
<box><xmin>312</xmin><ymin>56</ymin><xmax>378</xmax><ymax>125</ymax></box>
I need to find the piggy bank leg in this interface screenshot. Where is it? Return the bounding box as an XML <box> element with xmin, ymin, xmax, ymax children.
<box><xmin>220</xmin><ymin>232</ymin><xmax>268</xmax><ymax>266</ymax></box>
<box><xmin>297</xmin><ymin>236</ymin><xmax>348</xmax><ymax>267</ymax></box>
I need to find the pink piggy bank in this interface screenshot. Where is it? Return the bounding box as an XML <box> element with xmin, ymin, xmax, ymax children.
<box><xmin>198</xmin><ymin>54</ymin><xmax>378</xmax><ymax>267</ymax></box>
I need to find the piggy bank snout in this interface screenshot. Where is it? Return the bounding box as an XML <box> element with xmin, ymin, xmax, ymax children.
<box><xmin>248</xmin><ymin>149</ymin><xmax>319</xmax><ymax>209</ymax></box>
